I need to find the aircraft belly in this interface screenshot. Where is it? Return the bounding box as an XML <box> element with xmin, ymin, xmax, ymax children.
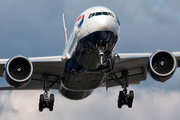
<box><xmin>59</xmin><ymin>85</ymin><xmax>93</xmax><ymax>100</ymax></box>
<box><xmin>62</xmin><ymin>72</ymin><xmax>108</xmax><ymax>91</ymax></box>
<box><xmin>62</xmin><ymin>31</ymin><xmax>117</xmax><ymax>91</ymax></box>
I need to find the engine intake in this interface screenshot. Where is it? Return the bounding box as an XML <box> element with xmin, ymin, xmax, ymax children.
<box><xmin>148</xmin><ymin>50</ymin><xmax>176</xmax><ymax>82</ymax></box>
<box><xmin>4</xmin><ymin>56</ymin><xmax>33</xmax><ymax>88</ymax></box>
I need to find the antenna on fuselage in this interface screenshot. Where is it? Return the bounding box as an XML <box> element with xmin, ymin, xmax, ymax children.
<box><xmin>62</xmin><ymin>13</ymin><xmax>68</xmax><ymax>44</ymax></box>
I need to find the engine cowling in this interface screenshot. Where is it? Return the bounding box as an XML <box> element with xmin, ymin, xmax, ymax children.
<box><xmin>4</xmin><ymin>56</ymin><xmax>33</xmax><ymax>88</ymax></box>
<box><xmin>148</xmin><ymin>50</ymin><xmax>177</xmax><ymax>82</ymax></box>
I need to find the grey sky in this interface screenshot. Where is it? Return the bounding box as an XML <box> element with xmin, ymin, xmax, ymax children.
<box><xmin>0</xmin><ymin>0</ymin><xmax>180</xmax><ymax>119</ymax></box>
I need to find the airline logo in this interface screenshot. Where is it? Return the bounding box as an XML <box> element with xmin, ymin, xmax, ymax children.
<box><xmin>75</xmin><ymin>15</ymin><xmax>84</xmax><ymax>28</ymax></box>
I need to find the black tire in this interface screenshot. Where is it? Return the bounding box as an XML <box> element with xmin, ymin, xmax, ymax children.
<box><xmin>49</xmin><ymin>94</ymin><xmax>54</xmax><ymax>111</ymax></box>
<box><xmin>129</xmin><ymin>91</ymin><xmax>134</xmax><ymax>100</ymax></box>
<box><xmin>118</xmin><ymin>99</ymin><xmax>122</xmax><ymax>108</ymax></box>
<box><xmin>127</xmin><ymin>98</ymin><xmax>132</xmax><ymax>108</ymax></box>
<box><xmin>39</xmin><ymin>103</ymin><xmax>43</xmax><ymax>112</ymax></box>
<box><xmin>50</xmin><ymin>94</ymin><xmax>54</xmax><ymax>103</ymax></box>
<box><xmin>118</xmin><ymin>91</ymin><xmax>124</xmax><ymax>108</ymax></box>
<box><xmin>40</xmin><ymin>94</ymin><xmax>44</xmax><ymax>103</ymax></box>
<box><xmin>49</xmin><ymin>103</ymin><xmax>54</xmax><ymax>111</ymax></box>
<box><xmin>119</xmin><ymin>91</ymin><xmax>124</xmax><ymax>100</ymax></box>
<box><xmin>127</xmin><ymin>91</ymin><xmax>134</xmax><ymax>108</ymax></box>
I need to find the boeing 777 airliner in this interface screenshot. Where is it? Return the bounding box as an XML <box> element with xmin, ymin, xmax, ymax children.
<box><xmin>0</xmin><ymin>6</ymin><xmax>180</xmax><ymax>112</ymax></box>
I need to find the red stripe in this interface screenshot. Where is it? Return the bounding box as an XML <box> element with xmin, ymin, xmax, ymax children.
<box><xmin>76</xmin><ymin>16</ymin><xmax>82</xmax><ymax>22</ymax></box>
<box><xmin>76</xmin><ymin>15</ymin><xmax>84</xmax><ymax>22</ymax></box>
<box><xmin>82</xmin><ymin>15</ymin><xmax>84</xmax><ymax>19</ymax></box>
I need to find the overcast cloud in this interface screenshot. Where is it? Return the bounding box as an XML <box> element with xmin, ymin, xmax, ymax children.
<box><xmin>0</xmin><ymin>0</ymin><xmax>180</xmax><ymax>120</ymax></box>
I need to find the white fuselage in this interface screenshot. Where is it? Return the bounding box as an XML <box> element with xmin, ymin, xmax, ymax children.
<box><xmin>60</xmin><ymin>6</ymin><xmax>121</xmax><ymax>100</ymax></box>
<box><xmin>63</xmin><ymin>6</ymin><xmax>121</xmax><ymax>57</ymax></box>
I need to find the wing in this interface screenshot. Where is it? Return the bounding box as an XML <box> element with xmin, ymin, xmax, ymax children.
<box><xmin>0</xmin><ymin>55</ymin><xmax>67</xmax><ymax>90</ymax></box>
<box><xmin>105</xmin><ymin>52</ymin><xmax>180</xmax><ymax>89</ymax></box>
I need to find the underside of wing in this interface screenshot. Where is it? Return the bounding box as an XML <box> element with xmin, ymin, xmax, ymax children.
<box><xmin>105</xmin><ymin>53</ymin><xmax>151</xmax><ymax>89</ymax></box>
<box><xmin>105</xmin><ymin>51</ymin><xmax>180</xmax><ymax>89</ymax></box>
<box><xmin>0</xmin><ymin>55</ymin><xmax>67</xmax><ymax>90</ymax></box>
<box><xmin>0</xmin><ymin>51</ymin><xmax>180</xmax><ymax>91</ymax></box>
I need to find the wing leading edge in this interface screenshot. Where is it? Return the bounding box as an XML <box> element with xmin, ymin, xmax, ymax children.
<box><xmin>0</xmin><ymin>51</ymin><xmax>180</xmax><ymax>90</ymax></box>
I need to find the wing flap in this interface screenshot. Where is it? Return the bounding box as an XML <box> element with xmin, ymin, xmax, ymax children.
<box><xmin>0</xmin><ymin>73</ymin><xmax>61</xmax><ymax>90</ymax></box>
<box><xmin>112</xmin><ymin>53</ymin><xmax>150</xmax><ymax>73</ymax></box>
<box><xmin>106</xmin><ymin>66</ymin><xmax>147</xmax><ymax>89</ymax></box>
<box><xmin>105</xmin><ymin>53</ymin><xmax>150</xmax><ymax>89</ymax></box>
<box><xmin>0</xmin><ymin>81</ymin><xmax>59</xmax><ymax>90</ymax></box>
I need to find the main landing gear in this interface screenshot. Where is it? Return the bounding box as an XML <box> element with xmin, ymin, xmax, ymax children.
<box><xmin>117</xmin><ymin>71</ymin><xmax>134</xmax><ymax>108</ymax></box>
<box><xmin>39</xmin><ymin>92</ymin><xmax>54</xmax><ymax>112</ymax></box>
<box><xmin>109</xmin><ymin>71</ymin><xmax>134</xmax><ymax>108</ymax></box>
<box><xmin>118</xmin><ymin>88</ymin><xmax>134</xmax><ymax>108</ymax></box>
<box><xmin>38</xmin><ymin>74</ymin><xmax>60</xmax><ymax>112</ymax></box>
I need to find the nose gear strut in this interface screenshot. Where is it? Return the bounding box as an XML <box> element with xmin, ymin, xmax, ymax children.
<box><xmin>99</xmin><ymin>51</ymin><xmax>104</xmax><ymax>65</ymax></box>
<box><xmin>97</xmin><ymin>42</ymin><xmax>106</xmax><ymax>66</ymax></box>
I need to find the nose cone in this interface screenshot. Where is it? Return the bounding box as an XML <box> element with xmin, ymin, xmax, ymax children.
<box><xmin>75</xmin><ymin>10</ymin><xmax>121</xmax><ymax>40</ymax></box>
<box><xmin>88</xmin><ymin>16</ymin><xmax>115</xmax><ymax>33</ymax></box>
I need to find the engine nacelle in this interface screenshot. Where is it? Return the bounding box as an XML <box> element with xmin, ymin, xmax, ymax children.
<box><xmin>148</xmin><ymin>50</ymin><xmax>177</xmax><ymax>82</ymax></box>
<box><xmin>4</xmin><ymin>56</ymin><xmax>33</xmax><ymax>88</ymax></box>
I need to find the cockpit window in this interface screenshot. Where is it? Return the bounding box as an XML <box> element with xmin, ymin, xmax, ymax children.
<box><xmin>102</xmin><ymin>12</ymin><xmax>108</xmax><ymax>15</ymax></box>
<box><xmin>96</xmin><ymin>12</ymin><xmax>102</xmax><ymax>16</ymax></box>
<box><xmin>88</xmin><ymin>12</ymin><xmax>114</xmax><ymax>19</ymax></box>
<box><xmin>108</xmin><ymin>12</ymin><xmax>114</xmax><ymax>17</ymax></box>
<box><xmin>116</xmin><ymin>17</ymin><xmax>120</xmax><ymax>26</ymax></box>
<box><xmin>88</xmin><ymin>13</ymin><xmax>95</xmax><ymax>18</ymax></box>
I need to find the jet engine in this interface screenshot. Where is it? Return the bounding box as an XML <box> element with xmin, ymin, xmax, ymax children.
<box><xmin>4</xmin><ymin>56</ymin><xmax>33</xmax><ymax>88</ymax></box>
<box><xmin>148</xmin><ymin>50</ymin><xmax>176</xmax><ymax>82</ymax></box>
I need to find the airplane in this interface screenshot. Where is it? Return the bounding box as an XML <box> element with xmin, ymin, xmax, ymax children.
<box><xmin>0</xmin><ymin>6</ymin><xmax>180</xmax><ymax>112</ymax></box>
